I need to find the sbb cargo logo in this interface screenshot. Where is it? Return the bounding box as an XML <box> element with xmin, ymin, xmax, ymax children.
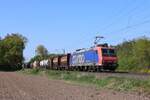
<box><xmin>72</xmin><ymin>54</ymin><xmax>85</xmax><ymax>65</ymax></box>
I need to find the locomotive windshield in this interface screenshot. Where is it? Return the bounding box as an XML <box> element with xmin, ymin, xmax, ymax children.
<box><xmin>102</xmin><ymin>48</ymin><xmax>116</xmax><ymax>56</ymax></box>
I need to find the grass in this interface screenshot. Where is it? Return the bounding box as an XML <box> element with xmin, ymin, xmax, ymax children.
<box><xmin>19</xmin><ymin>69</ymin><xmax>150</xmax><ymax>94</ymax></box>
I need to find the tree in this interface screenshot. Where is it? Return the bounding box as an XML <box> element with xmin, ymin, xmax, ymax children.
<box><xmin>29</xmin><ymin>55</ymin><xmax>42</xmax><ymax>63</ymax></box>
<box><xmin>0</xmin><ymin>40</ymin><xmax>5</xmax><ymax>64</ymax></box>
<box><xmin>0</xmin><ymin>33</ymin><xmax>27</xmax><ymax>70</ymax></box>
<box><xmin>35</xmin><ymin>45</ymin><xmax>48</xmax><ymax>58</ymax></box>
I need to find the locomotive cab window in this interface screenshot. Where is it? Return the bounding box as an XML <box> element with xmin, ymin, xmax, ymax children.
<box><xmin>102</xmin><ymin>48</ymin><xmax>116</xmax><ymax>56</ymax></box>
<box><xmin>102</xmin><ymin>49</ymin><xmax>108</xmax><ymax>56</ymax></box>
<box><xmin>109</xmin><ymin>49</ymin><xmax>116</xmax><ymax>56</ymax></box>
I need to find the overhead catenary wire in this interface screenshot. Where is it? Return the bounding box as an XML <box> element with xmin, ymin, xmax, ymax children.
<box><xmin>108</xmin><ymin>19</ymin><xmax>150</xmax><ymax>34</ymax></box>
<box><xmin>100</xmin><ymin>0</ymin><xmax>143</xmax><ymax>31</ymax></box>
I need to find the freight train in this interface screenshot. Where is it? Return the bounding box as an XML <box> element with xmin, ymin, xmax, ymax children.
<box><xmin>29</xmin><ymin>43</ymin><xmax>118</xmax><ymax>71</ymax></box>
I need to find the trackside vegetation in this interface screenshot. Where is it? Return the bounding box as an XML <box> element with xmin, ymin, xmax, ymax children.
<box><xmin>20</xmin><ymin>69</ymin><xmax>150</xmax><ymax>94</ymax></box>
<box><xmin>116</xmin><ymin>36</ymin><xmax>150</xmax><ymax>73</ymax></box>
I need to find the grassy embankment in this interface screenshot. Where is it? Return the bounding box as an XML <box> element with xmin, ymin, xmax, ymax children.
<box><xmin>20</xmin><ymin>69</ymin><xmax>150</xmax><ymax>94</ymax></box>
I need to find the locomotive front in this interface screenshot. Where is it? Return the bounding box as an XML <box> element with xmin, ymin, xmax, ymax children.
<box><xmin>96</xmin><ymin>44</ymin><xmax>118</xmax><ymax>71</ymax></box>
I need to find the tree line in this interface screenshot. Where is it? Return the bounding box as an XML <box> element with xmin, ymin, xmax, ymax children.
<box><xmin>0</xmin><ymin>33</ymin><xmax>27</xmax><ymax>71</ymax></box>
<box><xmin>116</xmin><ymin>36</ymin><xmax>150</xmax><ymax>72</ymax></box>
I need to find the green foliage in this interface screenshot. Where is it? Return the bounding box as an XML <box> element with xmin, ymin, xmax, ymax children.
<box><xmin>29</xmin><ymin>55</ymin><xmax>43</xmax><ymax>63</ymax></box>
<box><xmin>35</xmin><ymin>45</ymin><xmax>48</xmax><ymax>57</ymax></box>
<box><xmin>116</xmin><ymin>36</ymin><xmax>150</xmax><ymax>72</ymax></box>
<box><xmin>30</xmin><ymin>69</ymin><xmax>40</xmax><ymax>75</ymax></box>
<box><xmin>29</xmin><ymin>53</ymin><xmax>58</xmax><ymax>63</ymax></box>
<box><xmin>132</xmin><ymin>37</ymin><xmax>150</xmax><ymax>69</ymax></box>
<box><xmin>0</xmin><ymin>33</ymin><xmax>27</xmax><ymax>70</ymax></box>
<box><xmin>29</xmin><ymin>44</ymin><xmax>59</xmax><ymax>63</ymax></box>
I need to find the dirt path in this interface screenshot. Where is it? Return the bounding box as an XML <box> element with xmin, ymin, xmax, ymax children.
<box><xmin>0</xmin><ymin>72</ymin><xmax>149</xmax><ymax>100</ymax></box>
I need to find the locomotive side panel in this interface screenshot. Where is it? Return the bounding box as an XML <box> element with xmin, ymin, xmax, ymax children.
<box><xmin>70</xmin><ymin>50</ymin><xmax>99</xmax><ymax>67</ymax></box>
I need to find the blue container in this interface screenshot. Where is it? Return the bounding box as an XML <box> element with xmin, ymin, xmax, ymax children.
<box><xmin>70</xmin><ymin>50</ymin><xmax>99</xmax><ymax>66</ymax></box>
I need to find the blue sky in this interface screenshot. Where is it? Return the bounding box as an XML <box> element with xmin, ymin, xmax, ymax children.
<box><xmin>0</xmin><ymin>0</ymin><xmax>150</xmax><ymax>61</ymax></box>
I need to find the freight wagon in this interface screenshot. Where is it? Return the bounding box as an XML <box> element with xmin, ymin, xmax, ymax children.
<box><xmin>52</xmin><ymin>56</ymin><xmax>60</xmax><ymax>70</ymax></box>
<box><xmin>59</xmin><ymin>54</ymin><xmax>70</xmax><ymax>70</ymax></box>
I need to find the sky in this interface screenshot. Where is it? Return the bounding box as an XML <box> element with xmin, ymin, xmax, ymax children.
<box><xmin>0</xmin><ymin>0</ymin><xmax>150</xmax><ymax>61</ymax></box>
